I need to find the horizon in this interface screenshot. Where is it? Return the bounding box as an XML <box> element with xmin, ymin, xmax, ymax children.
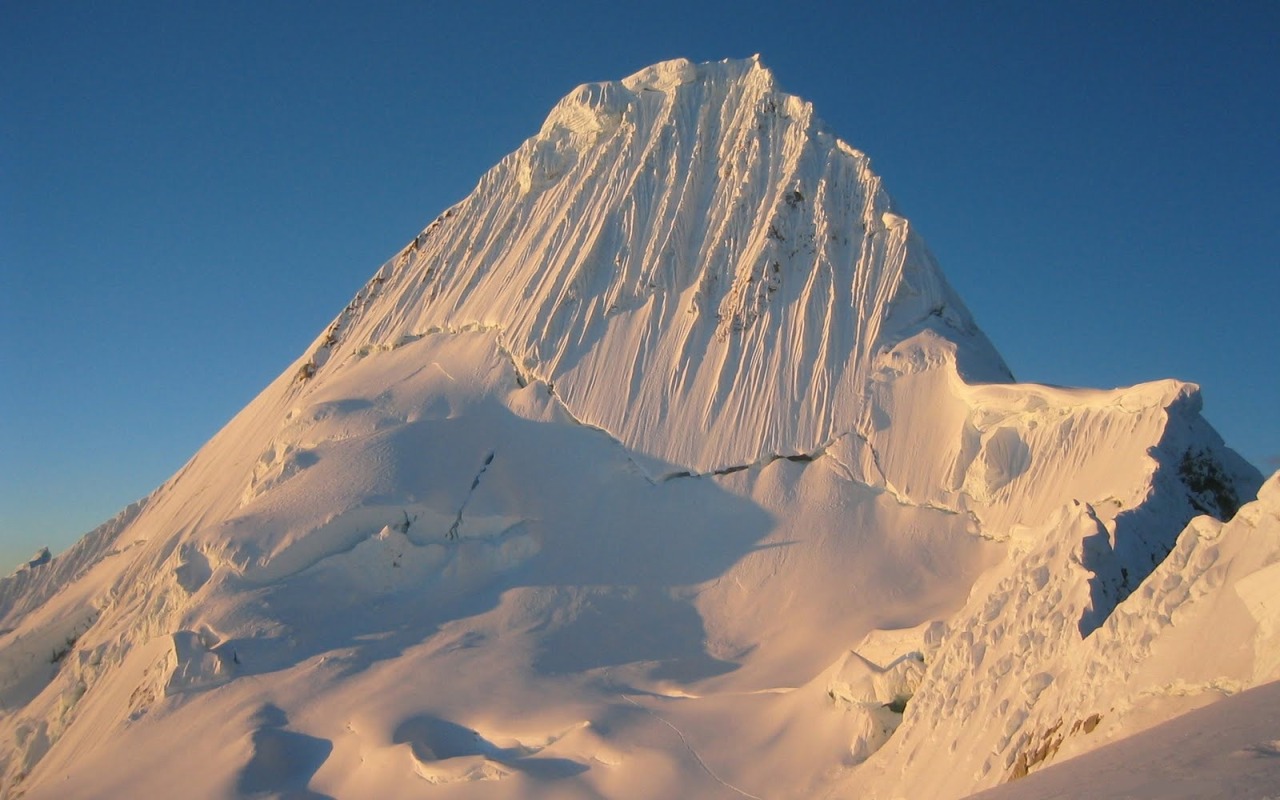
<box><xmin>3</xmin><ymin>2</ymin><xmax>1278</xmax><ymax>573</ymax></box>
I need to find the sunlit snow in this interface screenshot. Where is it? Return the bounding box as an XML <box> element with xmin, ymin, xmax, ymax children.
<box><xmin>1</xmin><ymin>57</ymin><xmax>1271</xmax><ymax>800</ymax></box>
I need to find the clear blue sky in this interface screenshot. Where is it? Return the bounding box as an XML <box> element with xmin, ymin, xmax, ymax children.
<box><xmin>3</xmin><ymin>1</ymin><xmax>1277</xmax><ymax>573</ymax></box>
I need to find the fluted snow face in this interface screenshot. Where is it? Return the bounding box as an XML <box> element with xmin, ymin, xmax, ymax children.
<box><xmin>315</xmin><ymin>56</ymin><xmax>1009</xmax><ymax>472</ymax></box>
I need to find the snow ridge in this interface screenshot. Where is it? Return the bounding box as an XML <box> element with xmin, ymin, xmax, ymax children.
<box><xmin>0</xmin><ymin>497</ymin><xmax>148</xmax><ymax>626</ymax></box>
<box><xmin>848</xmin><ymin>472</ymin><xmax>1278</xmax><ymax>799</ymax></box>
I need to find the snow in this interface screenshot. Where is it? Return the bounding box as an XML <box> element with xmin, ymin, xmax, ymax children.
<box><xmin>968</xmin><ymin>678</ymin><xmax>1280</xmax><ymax>800</ymax></box>
<box><xmin>846</xmin><ymin>472</ymin><xmax>1279</xmax><ymax>798</ymax></box>
<box><xmin>309</xmin><ymin>56</ymin><xmax>1011</xmax><ymax>477</ymax></box>
<box><xmin>0</xmin><ymin>57</ymin><xmax>1269</xmax><ymax>799</ymax></box>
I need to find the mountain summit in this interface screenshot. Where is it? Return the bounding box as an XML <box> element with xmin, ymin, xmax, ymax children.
<box><xmin>297</xmin><ymin>55</ymin><xmax>1010</xmax><ymax>474</ymax></box>
<box><xmin>1</xmin><ymin>58</ymin><xmax>1272</xmax><ymax>799</ymax></box>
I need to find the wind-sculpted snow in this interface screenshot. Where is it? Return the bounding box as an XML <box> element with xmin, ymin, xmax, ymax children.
<box><xmin>0</xmin><ymin>57</ymin><xmax>1265</xmax><ymax>799</ymax></box>
<box><xmin>847</xmin><ymin>471</ymin><xmax>1279</xmax><ymax>799</ymax></box>
<box><xmin>304</xmin><ymin>55</ymin><xmax>1009</xmax><ymax>474</ymax></box>
<box><xmin>0</xmin><ymin>499</ymin><xmax>147</xmax><ymax>626</ymax></box>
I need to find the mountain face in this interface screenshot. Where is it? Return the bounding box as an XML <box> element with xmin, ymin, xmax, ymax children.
<box><xmin>0</xmin><ymin>57</ymin><xmax>1271</xmax><ymax>800</ymax></box>
<box><xmin>297</xmin><ymin>55</ymin><xmax>1010</xmax><ymax>476</ymax></box>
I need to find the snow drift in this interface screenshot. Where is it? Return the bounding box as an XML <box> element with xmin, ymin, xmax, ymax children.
<box><xmin>0</xmin><ymin>57</ymin><xmax>1267</xmax><ymax>799</ymax></box>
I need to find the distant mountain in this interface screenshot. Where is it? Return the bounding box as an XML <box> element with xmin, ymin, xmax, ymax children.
<box><xmin>1</xmin><ymin>57</ymin><xmax>1270</xmax><ymax>800</ymax></box>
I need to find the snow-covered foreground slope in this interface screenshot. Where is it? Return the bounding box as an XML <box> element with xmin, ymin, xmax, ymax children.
<box><xmin>968</xmin><ymin>677</ymin><xmax>1280</xmax><ymax>800</ymax></box>
<box><xmin>0</xmin><ymin>58</ymin><xmax>1266</xmax><ymax>799</ymax></box>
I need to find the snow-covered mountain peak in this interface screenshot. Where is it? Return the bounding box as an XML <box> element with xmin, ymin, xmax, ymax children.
<box><xmin>620</xmin><ymin>54</ymin><xmax>770</xmax><ymax>93</ymax></box>
<box><xmin>300</xmin><ymin>56</ymin><xmax>1010</xmax><ymax>474</ymax></box>
<box><xmin>620</xmin><ymin>55</ymin><xmax>699</xmax><ymax>91</ymax></box>
<box><xmin>538</xmin><ymin>56</ymin><xmax>774</xmax><ymax>144</ymax></box>
<box><xmin>0</xmin><ymin>57</ymin><xmax>1267</xmax><ymax>800</ymax></box>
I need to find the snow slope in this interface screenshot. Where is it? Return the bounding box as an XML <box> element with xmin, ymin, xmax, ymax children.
<box><xmin>968</xmin><ymin>677</ymin><xmax>1280</xmax><ymax>800</ymax></box>
<box><xmin>0</xmin><ymin>57</ymin><xmax>1265</xmax><ymax>799</ymax></box>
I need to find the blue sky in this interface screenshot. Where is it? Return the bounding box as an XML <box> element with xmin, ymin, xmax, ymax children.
<box><xmin>2</xmin><ymin>1</ymin><xmax>1277</xmax><ymax>573</ymax></box>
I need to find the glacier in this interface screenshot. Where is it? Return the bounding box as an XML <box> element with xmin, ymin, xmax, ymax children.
<box><xmin>0</xmin><ymin>57</ymin><xmax>1272</xmax><ymax>799</ymax></box>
